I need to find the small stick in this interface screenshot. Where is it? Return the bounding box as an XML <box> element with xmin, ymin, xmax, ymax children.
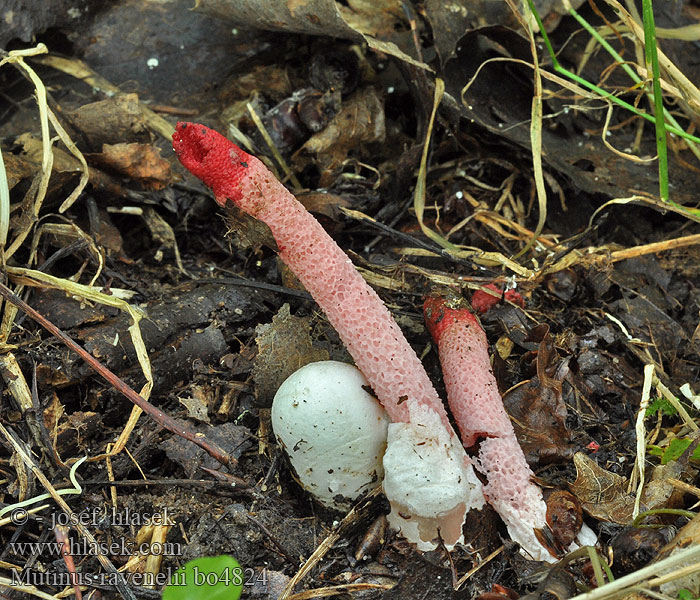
<box><xmin>54</xmin><ymin>525</ymin><xmax>82</xmax><ymax>600</ymax></box>
<box><xmin>609</xmin><ymin>232</ymin><xmax>700</xmax><ymax>262</ymax></box>
<box><xmin>0</xmin><ymin>281</ymin><xmax>234</xmax><ymax>467</ymax></box>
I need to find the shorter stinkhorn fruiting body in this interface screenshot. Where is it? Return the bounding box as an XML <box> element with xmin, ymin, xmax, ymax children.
<box><xmin>423</xmin><ymin>294</ymin><xmax>513</xmax><ymax>447</ymax></box>
<box><xmin>173</xmin><ymin>123</ymin><xmax>483</xmax><ymax>549</ymax></box>
<box><xmin>271</xmin><ymin>361</ymin><xmax>390</xmax><ymax>510</ymax></box>
<box><xmin>424</xmin><ymin>291</ymin><xmax>553</xmax><ymax>562</ymax></box>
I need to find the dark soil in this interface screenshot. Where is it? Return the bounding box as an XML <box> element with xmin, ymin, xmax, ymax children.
<box><xmin>1</xmin><ymin>1</ymin><xmax>699</xmax><ymax>599</ymax></box>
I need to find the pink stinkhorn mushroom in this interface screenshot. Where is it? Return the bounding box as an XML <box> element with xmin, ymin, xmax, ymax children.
<box><xmin>424</xmin><ymin>291</ymin><xmax>554</xmax><ymax>562</ymax></box>
<box><xmin>172</xmin><ymin>123</ymin><xmax>484</xmax><ymax>549</ymax></box>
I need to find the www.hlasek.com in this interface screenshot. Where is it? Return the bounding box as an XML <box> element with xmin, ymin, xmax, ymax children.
<box><xmin>12</xmin><ymin>567</ymin><xmax>270</xmax><ymax>589</ymax></box>
<box><xmin>10</xmin><ymin>538</ymin><xmax>182</xmax><ymax>558</ymax></box>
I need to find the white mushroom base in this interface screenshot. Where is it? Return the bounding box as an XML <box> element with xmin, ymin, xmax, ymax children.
<box><xmin>382</xmin><ymin>404</ymin><xmax>485</xmax><ymax>551</ymax></box>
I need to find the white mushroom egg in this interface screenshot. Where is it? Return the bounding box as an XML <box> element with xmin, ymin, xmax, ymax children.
<box><xmin>271</xmin><ymin>361</ymin><xmax>390</xmax><ymax>510</ymax></box>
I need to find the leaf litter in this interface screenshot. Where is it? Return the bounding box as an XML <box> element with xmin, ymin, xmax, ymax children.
<box><xmin>0</xmin><ymin>0</ymin><xmax>699</xmax><ymax>599</ymax></box>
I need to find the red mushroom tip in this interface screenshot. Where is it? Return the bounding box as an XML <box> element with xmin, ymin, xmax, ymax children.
<box><xmin>172</xmin><ymin>122</ymin><xmax>253</xmax><ymax>206</ymax></box>
<box><xmin>423</xmin><ymin>294</ymin><xmax>479</xmax><ymax>342</ymax></box>
<box><xmin>471</xmin><ymin>284</ymin><xmax>525</xmax><ymax>314</ymax></box>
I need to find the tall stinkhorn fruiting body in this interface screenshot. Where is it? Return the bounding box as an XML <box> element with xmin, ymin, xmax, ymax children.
<box><xmin>173</xmin><ymin>123</ymin><xmax>484</xmax><ymax>550</ymax></box>
<box><xmin>424</xmin><ymin>291</ymin><xmax>554</xmax><ymax>562</ymax></box>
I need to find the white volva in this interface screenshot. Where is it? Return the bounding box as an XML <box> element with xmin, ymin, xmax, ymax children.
<box><xmin>383</xmin><ymin>403</ymin><xmax>485</xmax><ymax>550</ymax></box>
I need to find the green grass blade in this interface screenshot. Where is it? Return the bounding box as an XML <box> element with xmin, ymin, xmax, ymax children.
<box><xmin>642</xmin><ymin>0</ymin><xmax>669</xmax><ymax>200</ymax></box>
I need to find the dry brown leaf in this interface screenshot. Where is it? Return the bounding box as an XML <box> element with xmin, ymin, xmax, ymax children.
<box><xmin>2</xmin><ymin>152</ymin><xmax>35</xmax><ymax>190</ymax></box>
<box><xmin>297</xmin><ymin>191</ymin><xmax>351</xmax><ymax>220</ymax></box>
<box><xmin>253</xmin><ymin>304</ymin><xmax>329</xmax><ymax>406</ymax></box>
<box><xmin>69</xmin><ymin>93</ymin><xmax>150</xmax><ymax>148</ymax></box>
<box><xmin>97</xmin><ymin>142</ymin><xmax>172</xmax><ymax>189</ymax></box>
<box><xmin>179</xmin><ymin>386</ymin><xmax>212</xmax><ymax>424</ymax></box>
<box><xmin>18</xmin><ymin>133</ymin><xmax>123</xmax><ymax>195</ymax></box>
<box><xmin>43</xmin><ymin>395</ymin><xmax>103</xmax><ymax>456</ymax></box>
<box><xmin>503</xmin><ymin>324</ymin><xmax>573</xmax><ymax>464</ymax></box>
<box><xmin>642</xmin><ymin>461</ymin><xmax>694</xmax><ymax>511</ymax></box>
<box><xmin>91</xmin><ymin>208</ymin><xmax>124</xmax><ymax>256</ymax></box>
<box><xmin>337</xmin><ymin>0</ymin><xmax>404</xmax><ymax>39</ymax></box>
<box><xmin>43</xmin><ymin>392</ymin><xmax>65</xmax><ymax>432</ymax></box>
<box><xmin>570</xmin><ymin>452</ymin><xmax>637</xmax><ymax>524</ymax></box>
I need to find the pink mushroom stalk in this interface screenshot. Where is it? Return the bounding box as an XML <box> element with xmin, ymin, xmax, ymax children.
<box><xmin>424</xmin><ymin>291</ymin><xmax>554</xmax><ymax>562</ymax></box>
<box><xmin>424</xmin><ymin>293</ymin><xmax>514</xmax><ymax>447</ymax></box>
<box><xmin>172</xmin><ymin>123</ymin><xmax>484</xmax><ymax>549</ymax></box>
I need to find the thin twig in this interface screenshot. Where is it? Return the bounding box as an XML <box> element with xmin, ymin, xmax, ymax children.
<box><xmin>0</xmin><ymin>425</ymin><xmax>138</xmax><ymax>600</ymax></box>
<box><xmin>566</xmin><ymin>544</ymin><xmax>700</xmax><ymax>600</ymax></box>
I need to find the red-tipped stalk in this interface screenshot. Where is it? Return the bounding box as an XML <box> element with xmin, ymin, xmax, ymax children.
<box><xmin>173</xmin><ymin>123</ymin><xmax>484</xmax><ymax>549</ymax></box>
<box><xmin>424</xmin><ymin>290</ymin><xmax>554</xmax><ymax>561</ymax></box>
<box><xmin>424</xmin><ymin>294</ymin><xmax>514</xmax><ymax>447</ymax></box>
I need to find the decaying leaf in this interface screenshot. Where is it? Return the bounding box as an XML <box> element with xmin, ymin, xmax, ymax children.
<box><xmin>91</xmin><ymin>207</ymin><xmax>125</xmax><ymax>256</ymax></box>
<box><xmin>336</xmin><ymin>0</ymin><xmax>404</xmax><ymax>39</ymax></box>
<box><xmin>642</xmin><ymin>460</ymin><xmax>696</xmax><ymax>511</ymax></box>
<box><xmin>253</xmin><ymin>304</ymin><xmax>329</xmax><ymax>406</ymax></box>
<box><xmin>43</xmin><ymin>394</ymin><xmax>103</xmax><ymax>456</ymax></box>
<box><xmin>96</xmin><ymin>142</ymin><xmax>172</xmax><ymax>189</ymax></box>
<box><xmin>142</xmin><ymin>207</ymin><xmax>181</xmax><ymax>264</ymax></box>
<box><xmin>192</xmin><ymin>0</ymin><xmax>430</xmax><ymax>70</ymax></box>
<box><xmin>179</xmin><ymin>385</ymin><xmax>213</xmax><ymax>424</ymax></box>
<box><xmin>2</xmin><ymin>152</ymin><xmax>35</xmax><ymax>190</ymax></box>
<box><xmin>17</xmin><ymin>133</ymin><xmax>123</xmax><ymax>196</ymax></box>
<box><xmin>297</xmin><ymin>191</ymin><xmax>351</xmax><ymax>221</ymax></box>
<box><xmin>570</xmin><ymin>452</ymin><xmax>637</xmax><ymax>524</ymax></box>
<box><xmin>503</xmin><ymin>324</ymin><xmax>573</xmax><ymax>464</ymax></box>
<box><xmin>69</xmin><ymin>93</ymin><xmax>150</xmax><ymax>148</ymax></box>
<box><xmin>160</xmin><ymin>422</ymin><xmax>251</xmax><ymax>478</ymax></box>
<box><xmin>221</xmin><ymin>204</ymin><xmax>277</xmax><ymax>252</ymax></box>
<box><xmin>43</xmin><ymin>393</ymin><xmax>66</xmax><ymax>433</ymax></box>
<box><xmin>296</xmin><ymin>87</ymin><xmax>385</xmax><ymax>186</ymax></box>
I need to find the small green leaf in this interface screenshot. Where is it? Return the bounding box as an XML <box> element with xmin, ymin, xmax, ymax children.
<box><xmin>163</xmin><ymin>555</ymin><xmax>243</xmax><ymax>600</ymax></box>
<box><xmin>645</xmin><ymin>397</ymin><xmax>678</xmax><ymax>418</ymax></box>
<box><xmin>660</xmin><ymin>438</ymin><xmax>700</xmax><ymax>465</ymax></box>
<box><xmin>647</xmin><ymin>445</ymin><xmax>663</xmax><ymax>458</ymax></box>
<box><xmin>676</xmin><ymin>589</ymin><xmax>698</xmax><ymax>600</ymax></box>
